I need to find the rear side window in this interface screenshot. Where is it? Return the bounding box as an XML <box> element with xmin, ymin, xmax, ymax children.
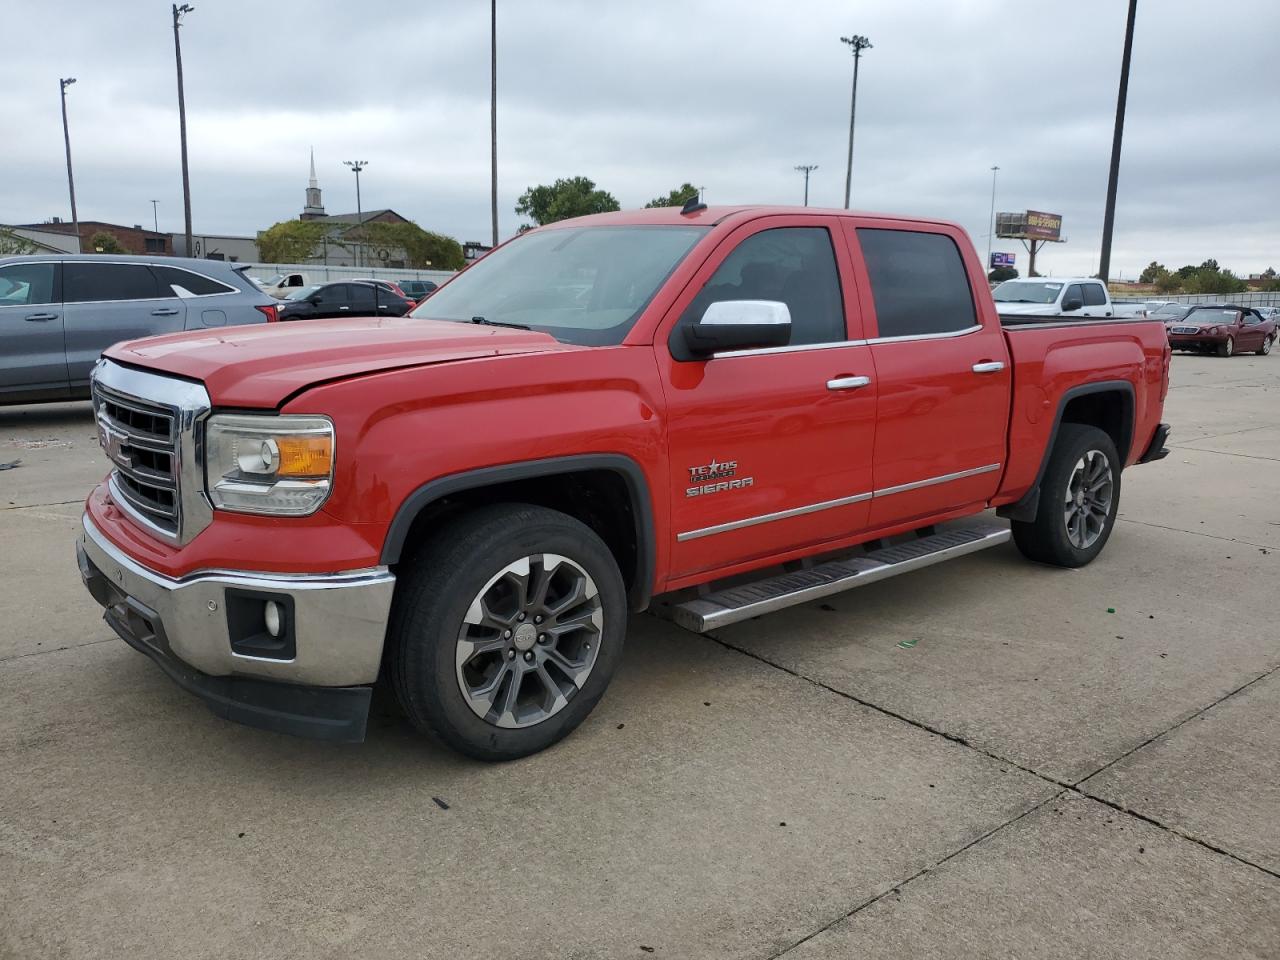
<box><xmin>1083</xmin><ymin>283</ymin><xmax>1107</xmax><ymax>306</ymax></box>
<box><xmin>0</xmin><ymin>262</ymin><xmax>57</xmax><ymax>305</ymax></box>
<box><xmin>64</xmin><ymin>263</ymin><xmax>160</xmax><ymax>303</ymax></box>
<box><xmin>348</xmin><ymin>284</ymin><xmax>377</xmax><ymax>307</ymax></box>
<box><xmin>681</xmin><ymin>227</ymin><xmax>846</xmax><ymax>347</ymax></box>
<box><xmin>152</xmin><ymin>266</ymin><xmax>234</xmax><ymax>297</ymax></box>
<box><xmin>857</xmin><ymin>229</ymin><xmax>976</xmax><ymax>337</ymax></box>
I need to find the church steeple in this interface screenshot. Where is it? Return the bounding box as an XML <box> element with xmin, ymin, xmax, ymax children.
<box><xmin>301</xmin><ymin>148</ymin><xmax>326</xmax><ymax>219</ymax></box>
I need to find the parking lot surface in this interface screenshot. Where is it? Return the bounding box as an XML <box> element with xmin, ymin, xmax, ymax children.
<box><xmin>1</xmin><ymin>353</ymin><xmax>1277</xmax><ymax>959</ymax></box>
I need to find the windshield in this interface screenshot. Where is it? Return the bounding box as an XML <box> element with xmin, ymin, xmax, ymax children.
<box><xmin>1184</xmin><ymin>308</ymin><xmax>1238</xmax><ymax>325</ymax></box>
<box><xmin>993</xmin><ymin>280</ymin><xmax>1063</xmax><ymax>304</ymax></box>
<box><xmin>409</xmin><ymin>225</ymin><xmax>706</xmax><ymax>345</ymax></box>
<box><xmin>283</xmin><ymin>285</ymin><xmax>320</xmax><ymax>301</ymax></box>
<box><xmin>1152</xmin><ymin>303</ymin><xmax>1187</xmax><ymax>318</ymax></box>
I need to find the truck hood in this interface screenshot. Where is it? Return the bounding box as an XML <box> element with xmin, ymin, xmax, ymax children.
<box><xmin>104</xmin><ymin>316</ymin><xmax>578</xmax><ymax>407</ymax></box>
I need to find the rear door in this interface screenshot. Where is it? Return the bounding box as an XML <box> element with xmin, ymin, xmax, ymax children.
<box><xmin>1081</xmin><ymin>281</ymin><xmax>1111</xmax><ymax>317</ymax></box>
<box><xmin>0</xmin><ymin>260</ymin><xmax>67</xmax><ymax>400</ymax></box>
<box><xmin>845</xmin><ymin>222</ymin><xmax>1010</xmax><ymax>529</ymax></box>
<box><xmin>310</xmin><ymin>284</ymin><xmax>352</xmax><ymax>318</ymax></box>
<box><xmin>63</xmin><ymin>262</ymin><xmax>188</xmax><ymax>389</ymax></box>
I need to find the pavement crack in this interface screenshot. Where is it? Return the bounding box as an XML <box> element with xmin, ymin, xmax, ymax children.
<box><xmin>1115</xmin><ymin>516</ymin><xmax>1276</xmax><ymax>550</ymax></box>
<box><xmin>0</xmin><ymin>638</ymin><xmax>114</xmax><ymax>665</ymax></box>
<box><xmin>1167</xmin><ymin>446</ymin><xmax>1280</xmax><ymax>463</ymax></box>
<box><xmin>0</xmin><ymin>499</ymin><xmax>83</xmax><ymax>513</ymax></box>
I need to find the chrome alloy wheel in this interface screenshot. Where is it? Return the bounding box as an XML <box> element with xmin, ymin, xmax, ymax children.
<box><xmin>455</xmin><ymin>554</ymin><xmax>603</xmax><ymax>729</ymax></box>
<box><xmin>1063</xmin><ymin>449</ymin><xmax>1114</xmax><ymax>550</ymax></box>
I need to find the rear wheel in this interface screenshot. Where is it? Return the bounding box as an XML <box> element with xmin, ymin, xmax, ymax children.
<box><xmin>1218</xmin><ymin>336</ymin><xmax>1234</xmax><ymax>357</ymax></box>
<box><xmin>388</xmin><ymin>504</ymin><xmax>626</xmax><ymax>760</ymax></box>
<box><xmin>1012</xmin><ymin>423</ymin><xmax>1121</xmax><ymax>568</ymax></box>
<box><xmin>1258</xmin><ymin>335</ymin><xmax>1274</xmax><ymax>356</ymax></box>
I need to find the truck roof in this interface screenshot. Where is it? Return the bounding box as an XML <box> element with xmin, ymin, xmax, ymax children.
<box><xmin>543</xmin><ymin>205</ymin><xmax>967</xmax><ymax>233</ymax></box>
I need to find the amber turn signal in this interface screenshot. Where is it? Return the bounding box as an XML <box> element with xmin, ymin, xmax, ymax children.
<box><xmin>275</xmin><ymin>436</ymin><xmax>333</xmax><ymax>478</ymax></box>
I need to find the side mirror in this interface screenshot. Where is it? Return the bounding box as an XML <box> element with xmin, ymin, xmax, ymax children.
<box><xmin>683</xmin><ymin>300</ymin><xmax>791</xmax><ymax>356</ymax></box>
<box><xmin>1062</xmin><ymin>297</ymin><xmax>1083</xmax><ymax>312</ymax></box>
<box><xmin>308</xmin><ymin>295</ymin><xmax>323</xmax><ymax>305</ymax></box>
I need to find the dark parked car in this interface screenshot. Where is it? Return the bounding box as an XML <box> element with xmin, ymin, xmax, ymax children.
<box><xmin>1149</xmin><ymin>302</ymin><xmax>1190</xmax><ymax>323</ymax></box>
<box><xmin>0</xmin><ymin>255</ymin><xmax>278</xmax><ymax>406</ymax></box>
<box><xmin>1167</xmin><ymin>305</ymin><xmax>1276</xmax><ymax>357</ymax></box>
<box><xmin>277</xmin><ymin>280</ymin><xmax>415</xmax><ymax>321</ymax></box>
<box><xmin>398</xmin><ymin>279</ymin><xmax>439</xmax><ymax>301</ymax></box>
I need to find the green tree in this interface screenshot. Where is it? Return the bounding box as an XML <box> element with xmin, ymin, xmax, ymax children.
<box><xmin>515</xmin><ymin>176</ymin><xmax>620</xmax><ymax>227</ymax></box>
<box><xmin>1183</xmin><ymin>266</ymin><xmax>1246</xmax><ymax>295</ymax></box>
<box><xmin>88</xmin><ymin>230</ymin><xmax>125</xmax><ymax>254</ymax></box>
<box><xmin>987</xmin><ymin>266</ymin><xmax>1018</xmax><ymax>283</ymax></box>
<box><xmin>256</xmin><ymin>220</ymin><xmax>332</xmax><ymax>263</ymax></box>
<box><xmin>1154</xmin><ymin>271</ymin><xmax>1181</xmax><ymax>293</ymax></box>
<box><xmin>0</xmin><ymin>228</ymin><xmax>38</xmax><ymax>256</ymax></box>
<box><xmin>354</xmin><ymin>221</ymin><xmax>464</xmax><ymax>271</ymax></box>
<box><xmin>1175</xmin><ymin>264</ymin><xmax>1198</xmax><ymax>280</ymax></box>
<box><xmin>645</xmin><ymin>183</ymin><xmax>700</xmax><ymax>208</ymax></box>
<box><xmin>1138</xmin><ymin>261</ymin><xmax>1165</xmax><ymax>284</ymax></box>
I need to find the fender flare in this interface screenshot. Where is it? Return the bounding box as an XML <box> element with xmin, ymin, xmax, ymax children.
<box><xmin>997</xmin><ymin>380</ymin><xmax>1135</xmax><ymax>523</ymax></box>
<box><xmin>380</xmin><ymin>454</ymin><xmax>656</xmax><ymax>610</ymax></box>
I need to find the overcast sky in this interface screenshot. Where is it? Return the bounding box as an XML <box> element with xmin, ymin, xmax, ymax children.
<box><xmin>3</xmin><ymin>0</ymin><xmax>1277</xmax><ymax>278</ymax></box>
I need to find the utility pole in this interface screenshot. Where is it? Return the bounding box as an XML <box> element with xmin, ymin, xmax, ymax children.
<box><xmin>59</xmin><ymin>78</ymin><xmax>81</xmax><ymax>253</ymax></box>
<box><xmin>172</xmin><ymin>4</ymin><xmax>195</xmax><ymax>257</ymax></box>
<box><xmin>151</xmin><ymin>200</ymin><xmax>159</xmax><ymax>234</ymax></box>
<box><xmin>986</xmin><ymin>165</ymin><xmax>1000</xmax><ymax>270</ymax></box>
<box><xmin>794</xmin><ymin>165</ymin><xmax>818</xmax><ymax>206</ymax></box>
<box><xmin>344</xmin><ymin>161</ymin><xmax>368</xmax><ymax>268</ymax></box>
<box><xmin>840</xmin><ymin>34</ymin><xmax>872</xmax><ymax>209</ymax></box>
<box><xmin>490</xmin><ymin>0</ymin><xmax>498</xmax><ymax>248</ymax></box>
<box><xmin>1098</xmin><ymin>0</ymin><xmax>1138</xmax><ymax>282</ymax></box>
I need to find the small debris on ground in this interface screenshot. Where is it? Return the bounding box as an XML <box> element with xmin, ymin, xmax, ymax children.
<box><xmin>237</xmin><ymin>832</ymin><xmax>245</xmax><ymax>839</ymax></box>
<box><xmin>1106</xmin><ymin>607</ymin><xmax>1116</xmax><ymax>614</ymax></box>
<box><xmin>639</xmin><ymin>946</ymin><xmax>655</xmax><ymax>954</ymax></box>
<box><xmin>779</xmin><ymin>821</ymin><xmax>787</xmax><ymax>827</ymax></box>
<box><xmin>616</xmin><ymin>723</ymin><xmax>625</xmax><ymax>730</ymax></box>
<box><xmin>432</xmin><ymin>797</ymin><xmax>450</xmax><ymax>810</ymax></box>
<box><xmin>703</xmin><ymin>701</ymin><xmax>711</xmax><ymax>706</ymax></box>
<box><xmin>896</xmin><ymin>638</ymin><xmax>918</xmax><ymax>649</ymax></box>
<box><xmin>818</xmin><ymin>603</ymin><xmax>836</xmax><ymax>612</ymax></box>
<box><xmin>0</xmin><ymin>460</ymin><xmax>21</xmax><ymax>471</ymax></box>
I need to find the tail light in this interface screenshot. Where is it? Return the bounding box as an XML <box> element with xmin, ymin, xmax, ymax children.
<box><xmin>255</xmin><ymin>304</ymin><xmax>280</xmax><ymax>323</ymax></box>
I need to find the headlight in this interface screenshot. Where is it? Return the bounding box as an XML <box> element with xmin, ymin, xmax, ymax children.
<box><xmin>205</xmin><ymin>414</ymin><xmax>334</xmax><ymax>516</ymax></box>
<box><xmin>1207</xmin><ymin>326</ymin><xmax>1220</xmax><ymax>334</ymax></box>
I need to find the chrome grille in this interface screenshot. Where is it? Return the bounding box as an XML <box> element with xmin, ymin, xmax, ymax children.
<box><xmin>1170</xmin><ymin>326</ymin><xmax>1199</xmax><ymax>335</ymax></box>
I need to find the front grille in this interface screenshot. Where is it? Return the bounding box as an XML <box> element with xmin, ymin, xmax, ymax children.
<box><xmin>93</xmin><ymin>383</ymin><xmax>181</xmax><ymax>537</ymax></box>
<box><xmin>1170</xmin><ymin>326</ymin><xmax>1199</xmax><ymax>335</ymax></box>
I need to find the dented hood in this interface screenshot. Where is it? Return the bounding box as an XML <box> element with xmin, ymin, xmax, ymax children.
<box><xmin>104</xmin><ymin>315</ymin><xmax>577</xmax><ymax>407</ymax></box>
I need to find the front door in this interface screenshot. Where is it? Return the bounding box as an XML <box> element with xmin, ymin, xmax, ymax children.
<box><xmin>845</xmin><ymin>222</ymin><xmax>1010</xmax><ymax>529</ymax></box>
<box><xmin>0</xmin><ymin>260</ymin><xmax>67</xmax><ymax>401</ymax></box>
<box><xmin>658</xmin><ymin>217</ymin><xmax>878</xmax><ymax>582</ymax></box>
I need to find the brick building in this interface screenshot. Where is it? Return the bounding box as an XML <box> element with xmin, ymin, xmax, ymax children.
<box><xmin>13</xmin><ymin>220</ymin><xmax>171</xmax><ymax>256</ymax></box>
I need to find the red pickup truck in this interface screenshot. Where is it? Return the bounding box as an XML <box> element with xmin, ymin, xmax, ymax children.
<box><xmin>77</xmin><ymin>205</ymin><xmax>1171</xmax><ymax>759</ymax></box>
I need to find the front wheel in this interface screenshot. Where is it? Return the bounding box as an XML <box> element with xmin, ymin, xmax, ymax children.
<box><xmin>1012</xmin><ymin>423</ymin><xmax>1121</xmax><ymax>568</ymax></box>
<box><xmin>1258</xmin><ymin>335</ymin><xmax>1274</xmax><ymax>356</ymax></box>
<box><xmin>1218</xmin><ymin>336</ymin><xmax>1234</xmax><ymax>357</ymax></box>
<box><xmin>388</xmin><ymin>504</ymin><xmax>626</xmax><ymax>760</ymax></box>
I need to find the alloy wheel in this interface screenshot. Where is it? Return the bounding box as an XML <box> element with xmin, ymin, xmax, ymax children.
<box><xmin>455</xmin><ymin>553</ymin><xmax>603</xmax><ymax>729</ymax></box>
<box><xmin>1063</xmin><ymin>450</ymin><xmax>1114</xmax><ymax>550</ymax></box>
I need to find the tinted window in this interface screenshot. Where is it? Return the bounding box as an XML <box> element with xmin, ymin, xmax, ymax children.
<box><xmin>681</xmin><ymin>227</ymin><xmax>845</xmax><ymax>347</ymax></box>
<box><xmin>1243</xmin><ymin>310</ymin><xmax>1260</xmax><ymax>324</ymax></box>
<box><xmin>348</xmin><ymin>284</ymin><xmax>377</xmax><ymax>307</ymax></box>
<box><xmin>0</xmin><ymin>262</ymin><xmax>57</xmax><ymax>305</ymax></box>
<box><xmin>1083</xmin><ymin>283</ymin><xmax>1107</xmax><ymax>306</ymax></box>
<box><xmin>152</xmin><ymin>265</ymin><xmax>234</xmax><ymax>297</ymax></box>
<box><xmin>1062</xmin><ymin>284</ymin><xmax>1084</xmax><ymax>308</ymax></box>
<box><xmin>315</xmin><ymin>284</ymin><xmax>347</xmax><ymax>303</ymax></box>
<box><xmin>857</xmin><ymin>229</ymin><xmax>976</xmax><ymax>337</ymax></box>
<box><xmin>64</xmin><ymin>262</ymin><xmax>160</xmax><ymax>303</ymax></box>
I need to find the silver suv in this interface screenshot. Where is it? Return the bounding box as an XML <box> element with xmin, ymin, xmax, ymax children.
<box><xmin>0</xmin><ymin>255</ymin><xmax>279</xmax><ymax>406</ymax></box>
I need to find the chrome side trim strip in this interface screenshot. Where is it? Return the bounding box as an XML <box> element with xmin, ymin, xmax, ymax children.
<box><xmin>866</xmin><ymin>324</ymin><xmax>982</xmax><ymax>344</ymax></box>
<box><xmin>872</xmin><ymin>463</ymin><xmax>1001</xmax><ymax>499</ymax></box>
<box><xmin>676</xmin><ymin>491</ymin><xmax>873</xmax><ymax>542</ymax></box>
<box><xmin>675</xmin><ymin>463</ymin><xmax>1003</xmax><ymax>541</ymax></box>
<box><xmin>712</xmin><ymin>338</ymin><xmax>869</xmax><ymax>359</ymax></box>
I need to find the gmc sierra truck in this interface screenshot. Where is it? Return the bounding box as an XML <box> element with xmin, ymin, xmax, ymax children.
<box><xmin>76</xmin><ymin>204</ymin><xmax>1171</xmax><ymax>760</ymax></box>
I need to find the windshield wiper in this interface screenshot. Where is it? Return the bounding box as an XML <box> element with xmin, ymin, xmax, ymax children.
<box><xmin>999</xmin><ymin>298</ymin><xmax>1041</xmax><ymax>304</ymax></box>
<box><xmin>471</xmin><ymin>315</ymin><xmax>531</xmax><ymax>331</ymax></box>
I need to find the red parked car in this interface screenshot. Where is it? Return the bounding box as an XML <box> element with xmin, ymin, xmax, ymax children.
<box><xmin>76</xmin><ymin>205</ymin><xmax>1171</xmax><ymax>759</ymax></box>
<box><xmin>1167</xmin><ymin>304</ymin><xmax>1276</xmax><ymax>356</ymax></box>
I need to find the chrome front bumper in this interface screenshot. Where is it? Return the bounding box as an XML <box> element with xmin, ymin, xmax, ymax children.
<box><xmin>77</xmin><ymin>515</ymin><xmax>396</xmax><ymax>740</ymax></box>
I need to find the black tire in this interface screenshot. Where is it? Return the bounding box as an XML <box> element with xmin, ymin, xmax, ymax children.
<box><xmin>387</xmin><ymin>503</ymin><xmax>626</xmax><ymax>761</ymax></box>
<box><xmin>1257</xmin><ymin>335</ymin><xmax>1274</xmax><ymax>357</ymax></box>
<box><xmin>1012</xmin><ymin>423</ymin><xmax>1121</xmax><ymax>568</ymax></box>
<box><xmin>1217</xmin><ymin>336</ymin><xmax>1234</xmax><ymax>357</ymax></box>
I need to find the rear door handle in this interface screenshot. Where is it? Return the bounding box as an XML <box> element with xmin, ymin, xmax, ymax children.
<box><xmin>150</xmin><ymin>308</ymin><xmax>180</xmax><ymax>316</ymax></box>
<box><xmin>827</xmin><ymin>375</ymin><xmax>871</xmax><ymax>391</ymax></box>
<box><xmin>24</xmin><ymin>313</ymin><xmax>58</xmax><ymax>322</ymax></box>
<box><xmin>972</xmin><ymin>361</ymin><xmax>1005</xmax><ymax>374</ymax></box>
<box><xmin>339</xmin><ymin>305</ymin><xmax>351</xmax><ymax>310</ymax></box>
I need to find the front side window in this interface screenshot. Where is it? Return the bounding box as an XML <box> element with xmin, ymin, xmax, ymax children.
<box><xmin>1062</xmin><ymin>284</ymin><xmax>1084</xmax><ymax>308</ymax></box>
<box><xmin>64</xmin><ymin>262</ymin><xmax>159</xmax><ymax>303</ymax></box>
<box><xmin>679</xmin><ymin>227</ymin><xmax>846</xmax><ymax>348</ymax></box>
<box><xmin>0</xmin><ymin>262</ymin><xmax>57</xmax><ymax>305</ymax></box>
<box><xmin>1083</xmin><ymin>283</ymin><xmax>1108</xmax><ymax>306</ymax></box>
<box><xmin>411</xmin><ymin>225</ymin><xmax>705</xmax><ymax>346</ymax></box>
<box><xmin>858</xmin><ymin>229</ymin><xmax>976</xmax><ymax>337</ymax></box>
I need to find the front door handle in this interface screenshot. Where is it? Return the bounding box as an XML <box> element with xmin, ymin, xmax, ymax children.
<box><xmin>827</xmin><ymin>375</ymin><xmax>871</xmax><ymax>391</ymax></box>
<box><xmin>24</xmin><ymin>313</ymin><xmax>58</xmax><ymax>322</ymax></box>
<box><xmin>339</xmin><ymin>305</ymin><xmax>351</xmax><ymax>310</ymax></box>
<box><xmin>972</xmin><ymin>361</ymin><xmax>1005</xmax><ymax>374</ymax></box>
<box><xmin>150</xmin><ymin>308</ymin><xmax>180</xmax><ymax>316</ymax></box>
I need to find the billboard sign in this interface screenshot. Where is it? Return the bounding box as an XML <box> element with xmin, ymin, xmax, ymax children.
<box><xmin>990</xmin><ymin>252</ymin><xmax>1016</xmax><ymax>268</ymax></box>
<box><xmin>1024</xmin><ymin>210</ymin><xmax>1063</xmax><ymax>241</ymax></box>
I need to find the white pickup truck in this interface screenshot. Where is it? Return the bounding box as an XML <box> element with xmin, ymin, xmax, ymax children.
<box><xmin>256</xmin><ymin>271</ymin><xmax>312</xmax><ymax>299</ymax></box>
<box><xmin>993</xmin><ymin>277</ymin><xmax>1143</xmax><ymax>319</ymax></box>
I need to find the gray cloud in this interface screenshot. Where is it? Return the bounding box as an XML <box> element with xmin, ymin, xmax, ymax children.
<box><xmin>3</xmin><ymin>0</ymin><xmax>1276</xmax><ymax>278</ymax></box>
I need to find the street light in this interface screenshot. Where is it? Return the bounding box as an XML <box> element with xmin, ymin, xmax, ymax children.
<box><xmin>986</xmin><ymin>165</ymin><xmax>1000</xmax><ymax>270</ymax></box>
<box><xmin>840</xmin><ymin>33</ymin><xmax>872</xmax><ymax>209</ymax></box>
<box><xmin>1098</xmin><ymin>0</ymin><xmax>1138</xmax><ymax>282</ymax></box>
<box><xmin>172</xmin><ymin>4</ymin><xmax>195</xmax><ymax>256</ymax></box>
<box><xmin>344</xmin><ymin>160</ymin><xmax>368</xmax><ymax>268</ymax></box>
<box><xmin>58</xmin><ymin>78</ymin><xmax>81</xmax><ymax>253</ymax></box>
<box><xmin>794</xmin><ymin>164</ymin><xmax>818</xmax><ymax>207</ymax></box>
<box><xmin>151</xmin><ymin>200</ymin><xmax>159</xmax><ymax>234</ymax></box>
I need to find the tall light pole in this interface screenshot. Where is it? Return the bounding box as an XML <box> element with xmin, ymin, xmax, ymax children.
<box><xmin>172</xmin><ymin>4</ymin><xmax>195</xmax><ymax>257</ymax></box>
<box><xmin>490</xmin><ymin>0</ymin><xmax>498</xmax><ymax>247</ymax></box>
<box><xmin>344</xmin><ymin>160</ymin><xmax>368</xmax><ymax>268</ymax></box>
<box><xmin>840</xmin><ymin>34</ymin><xmax>872</xmax><ymax>209</ymax></box>
<box><xmin>1098</xmin><ymin>0</ymin><xmax>1138</xmax><ymax>282</ymax></box>
<box><xmin>151</xmin><ymin>200</ymin><xmax>160</xmax><ymax>234</ymax></box>
<box><xmin>58</xmin><ymin>78</ymin><xmax>81</xmax><ymax>253</ymax></box>
<box><xmin>795</xmin><ymin>164</ymin><xmax>818</xmax><ymax>206</ymax></box>
<box><xmin>986</xmin><ymin>165</ymin><xmax>1000</xmax><ymax>270</ymax></box>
